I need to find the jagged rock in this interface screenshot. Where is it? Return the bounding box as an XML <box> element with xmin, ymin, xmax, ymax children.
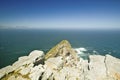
<box><xmin>105</xmin><ymin>55</ymin><xmax>120</xmax><ymax>80</ymax></box>
<box><xmin>0</xmin><ymin>40</ymin><xmax>120</xmax><ymax>80</ymax></box>
<box><xmin>41</xmin><ymin>67</ymin><xmax>53</xmax><ymax>80</ymax></box>
<box><xmin>4</xmin><ymin>74</ymin><xmax>30</xmax><ymax>80</ymax></box>
<box><xmin>45</xmin><ymin>56</ymin><xmax>63</xmax><ymax>70</ymax></box>
<box><xmin>0</xmin><ymin>50</ymin><xmax>44</xmax><ymax>80</ymax></box>
<box><xmin>29</xmin><ymin>64</ymin><xmax>45</xmax><ymax>80</ymax></box>
<box><xmin>45</xmin><ymin>40</ymin><xmax>78</xmax><ymax>60</ymax></box>
<box><xmin>53</xmin><ymin>67</ymin><xmax>81</xmax><ymax>80</ymax></box>
<box><xmin>0</xmin><ymin>66</ymin><xmax>14</xmax><ymax>79</ymax></box>
<box><xmin>85</xmin><ymin>55</ymin><xmax>107</xmax><ymax>80</ymax></box>
<box><xmin>83</xmin><ymin>55</ymin><xmax>120</xmax><ymax>80</ymax></box>
<box><xmin>13</xmin><ymin>50</ymin><xmax>44</xmax><ymax>69</ymax></box>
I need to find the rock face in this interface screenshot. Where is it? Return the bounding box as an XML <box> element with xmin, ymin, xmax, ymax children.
<box><xmin>0</xmin><ymin>50</ymin><xmax>44</xmax><ymax>80</ymax></box>
<box><xmin>0</xmin><ymin>40</ymin><xmax>120</xmax><ymax>80</ymax></box>
<box><xmin>45</xmin><ymin>40</ymin><xmax>78</xmax><ymax>60</ymax></box>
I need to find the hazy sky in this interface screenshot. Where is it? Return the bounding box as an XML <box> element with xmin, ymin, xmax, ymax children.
<box><xmin>0</xmin><ymin>0</ymin><xmax>120</xmax><ymax>29</ymax></box>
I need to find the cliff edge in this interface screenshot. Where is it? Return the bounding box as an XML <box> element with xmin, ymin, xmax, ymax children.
<box><xmin>0</xmin><ymin>40</ymin><xmax>120</xmax><ymax>80</ymax></box>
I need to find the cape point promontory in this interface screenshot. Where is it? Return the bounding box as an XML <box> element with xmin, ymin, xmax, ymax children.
<box><xmin>0</xmin><ymin>40</ymin><xmax>120</xmax><ymax>80</ymax></box>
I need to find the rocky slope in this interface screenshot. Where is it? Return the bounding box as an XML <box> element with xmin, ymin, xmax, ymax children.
<box><xmin>0</xmin><ymin>40</ymin><xmax>120</xmax><ymax>80</ymax></box>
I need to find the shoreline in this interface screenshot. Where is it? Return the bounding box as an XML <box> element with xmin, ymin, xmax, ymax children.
<box><xmin>0</xmin><ymin>40</ymin><xmax>120</xmax><ymax>80</ymax></box>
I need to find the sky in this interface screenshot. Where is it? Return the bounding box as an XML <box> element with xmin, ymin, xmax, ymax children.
<box><xmin>0</xmin><ymin>0</ymin><xmax>120</xmax><ymax>30</ymax></box>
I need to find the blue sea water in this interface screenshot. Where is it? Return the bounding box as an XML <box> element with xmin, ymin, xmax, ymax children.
<box><xmin>0</xmin><ymin>29</ymin><xmax>120</xmax><ymax>68</ymax></box>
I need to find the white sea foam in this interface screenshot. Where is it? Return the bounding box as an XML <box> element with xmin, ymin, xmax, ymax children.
<box><xmin>74</xmin><ymin>47</ymin><xmax>87</xmax><ymax>54</ymax></box>
<box><xmin>92</xmin><ymin>50</ymin><xmax>99</xmax><ymax>55</ymax></box>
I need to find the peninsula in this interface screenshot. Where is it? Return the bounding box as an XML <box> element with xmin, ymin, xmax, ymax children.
<box><xmin>0</xmin><ymin>40</ymin><xmax>120</xmax><ymax>80</ymax></box>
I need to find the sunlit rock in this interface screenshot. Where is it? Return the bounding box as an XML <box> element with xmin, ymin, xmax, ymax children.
<box><xmin>0</xmin><ymin>40</ymin><xmax>120</xmax><ymax>80</ymax></box>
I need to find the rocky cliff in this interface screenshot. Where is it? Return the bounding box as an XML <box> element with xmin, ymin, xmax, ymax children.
<box><xmin>0</xmin><ymin>40</ymin><xmax>120</xmax><ymax>80</ymax></box>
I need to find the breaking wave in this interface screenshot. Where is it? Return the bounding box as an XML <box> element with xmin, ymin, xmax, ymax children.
<box><xmin>73</xmin><ymin>47</ymin><xmax>100</xmax><ymax>59</ymax></box>
<box><xmin>74</xmin><ymin>47</ymin><xmax>87</xmax><ymax>54</ymax></box>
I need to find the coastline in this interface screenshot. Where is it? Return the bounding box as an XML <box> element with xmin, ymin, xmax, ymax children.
<box><xmin>0</xmin><ymin>40</ymin><xmax>120</xmax><ymax>80</ymax></box>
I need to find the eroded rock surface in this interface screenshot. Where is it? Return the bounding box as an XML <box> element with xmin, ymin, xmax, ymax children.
<box><xmin>0</xmin><ymin>40</ymin><xmax>120</xmax><ymax>80</ymax></box>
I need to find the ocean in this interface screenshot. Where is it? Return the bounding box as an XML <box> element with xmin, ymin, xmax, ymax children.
<box><xmin>0</xmin><ymin>29</ymin><xmax>120</xmax><ymax>68</ymax></box>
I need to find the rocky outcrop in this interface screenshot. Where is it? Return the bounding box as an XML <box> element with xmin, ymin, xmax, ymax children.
<box><xmin>45</xmin><ymin>40</ymin><xmax>78</xmax><ymax>60</ymax></box>
<box><xmin>105</xmin><ymin>55</ymin><xmax>120</xmax><ymax>80</ymax></box>
<box><xmin>0</xmin><ymin>50</ymin><xmax>44</xmax><ymax>80</ymax></box>
<box><xmin>0</xmin><ymin>40</ymin><xmax>120</xmax><ymax>80</ymax></box>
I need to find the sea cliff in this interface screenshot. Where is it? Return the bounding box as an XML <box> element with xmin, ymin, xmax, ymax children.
<box><xmin>0</xmin><ymin>40</ymin><xmax>120</xmax><ymax>80</ymax></box>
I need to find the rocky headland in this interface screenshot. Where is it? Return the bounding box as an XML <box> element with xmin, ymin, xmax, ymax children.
<box><xmin>0</xmin><ymin>40</ymin><xmax>120</xmax><ymax>80</ymax></box>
